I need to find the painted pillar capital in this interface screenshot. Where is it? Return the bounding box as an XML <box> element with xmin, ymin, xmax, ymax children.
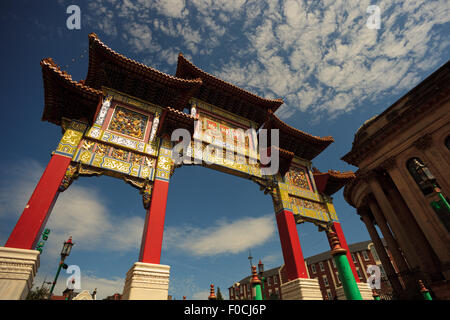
<box><xmin>325</xmin><ymin>227</ymin><xmax>347</xmax><ymax>256</ymax></box>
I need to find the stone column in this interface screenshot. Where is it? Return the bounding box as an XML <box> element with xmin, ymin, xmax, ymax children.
<box><xmin>359</xmin><ymin>207</ymin><xmax>404</xmax><ymax>296</ymax></box>
<box><xmin>386</xmin><ymin>162</ymin><xmax>450</xmax><ymax>275</ymax></box>
<box><xmin>378</xmin><ymin>168</ymin><xmax>443</xmax><ymax>281</ymax></box>
<box><xmin>366</xmin><ymin>197</ymin><xmax>410</xmax><ymax>275</ymax></box>
<box><xmin>366</xmin><ymin>173</ymin><xmax>422</xmax><ymax>271</ymax></box>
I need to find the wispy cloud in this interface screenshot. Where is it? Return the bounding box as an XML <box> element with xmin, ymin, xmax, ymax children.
<box><xmin>163</xmin><ymin>215</ymin><xmax>276</xmax><ymax>256</ymax></box>
<box><xmin>75</xmin><ymin>0</ymin><xmax>449</xmax><ymax>121</ymax></box>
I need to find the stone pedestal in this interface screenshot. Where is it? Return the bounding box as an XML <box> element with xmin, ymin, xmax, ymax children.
<box><xmin>0</xmin><ymin>247</ymin><xmax>40</xmax><ymax>300</ymax></box>
<box><xmin>122</xmin><ymin>262</ymin><xmax>170</xmax><ymax>300</ymax></box>
<box><xmin>280</xmin><ymin>278</ymin><xmax>323</xmax><ymax>300</ymax></box>
<box><xmin>336</xmin><ymin>282</ymin><xmax>373</xmax><ymax>300</ymax></box>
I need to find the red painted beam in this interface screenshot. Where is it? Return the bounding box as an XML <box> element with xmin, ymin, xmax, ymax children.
<box><xmin>5</xmin><ymin>154</ymin><xmax>71</xmax><ymax>249</ymax></box>
<box><xmin>332</xmin><ymin>221</ymin><xmax>360</xmax><ymax>283</ymax></box>
<box><xmin>139</xmin><ymin>179</ymin><xmax>170</xmax><ymax>264</ymax></box>
<box><xmin>276</xmin><ymin>209</ymin><xmax>308</xmax><ymax>281</ymax></box>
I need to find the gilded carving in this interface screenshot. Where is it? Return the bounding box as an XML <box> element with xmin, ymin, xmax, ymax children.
<box><xmin>102</xmin><ymin>157</ymin><xmax>131</xmax><ymax>173</ymax></box>
<box><xmin>109</xmin><ymin>106</ymin><xmax>148</xmax><ymax>140</ymax></box>
<box><xmin>285</xmin><ymin>166</ymin><xmax>310</xmax><ymax>190</ymax></box>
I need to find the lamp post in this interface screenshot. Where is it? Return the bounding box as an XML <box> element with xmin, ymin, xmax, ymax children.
<box><xmin>258</xmin><ymin>260</ymin><xmax>266</xmax><ymax>300</ymax></box>
<box><xmin>48</xmin><ymin>236</ymin><xmax>74</xmax><ymax>299</ymax></box>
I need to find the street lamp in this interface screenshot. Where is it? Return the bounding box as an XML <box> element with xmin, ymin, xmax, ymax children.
<box><xmin>48</xmin><ymin>236</ymin><xmax>74</xmax><ymax>299</ymax></box>
<box><xmin>258</xmin><ymin>260</ymin><xmax>266</xmax><ymax>300</ymax></box>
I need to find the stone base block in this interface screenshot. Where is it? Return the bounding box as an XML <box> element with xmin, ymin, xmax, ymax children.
<box><xmin>122</xmin><ymin>262</ymin><xmax>170</xmax><ymax>300</ymax></box>
<box><xmin>336</xmin><ymin>282</ymin><xmax>374</xmax><ymax>300</ymax></box>
<box><xmin>0</xmin><ymin>247</ymin><xmax>40</xmax><ymax>300</ymax></box>
<box><xmin>280</xmin><ymin>278</ymin><xmax>323</xmax><ymax>300</ymax></box>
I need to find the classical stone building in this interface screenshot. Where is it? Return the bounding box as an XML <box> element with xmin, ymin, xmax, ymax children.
<box><xmin>342</xmin><ymin>61</ymin><xmax>450</xmax><ymax>299</ymax></box>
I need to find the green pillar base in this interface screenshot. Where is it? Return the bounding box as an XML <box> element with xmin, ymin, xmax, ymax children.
<box><xmin>333</xmin><ymin>252</ymin><xmax>363</xmax><ymax>300</ymax></box>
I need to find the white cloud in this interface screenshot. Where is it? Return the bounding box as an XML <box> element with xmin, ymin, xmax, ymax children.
<box><xmin>81</xmin><ymin>0</ymin><xmax>450</xmax><ymax>120</ymax></box>
<box><xmin>0</xmin><ymin>160</ymin><xmax>143</xmax><ymax>255</ymax></box>
<box><xmin>155</xmin><ymin>0</ymin><xmax>188</xmax><ymax>18</ymax></box>
<box><xmin>163</xmin><ymin>215</ymin><xmax>276</xmax><ymax>256</ymax></box>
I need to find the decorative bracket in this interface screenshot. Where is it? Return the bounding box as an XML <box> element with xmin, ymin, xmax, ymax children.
<box><xmin>140</xmin><ymin>180</ymin><xmax>153</xmax><ymax>210</ymax></box>
<box><xmin>59</xmin><ymin>163</ymin><xmax>81</xmax><ymax>192</ymax></box>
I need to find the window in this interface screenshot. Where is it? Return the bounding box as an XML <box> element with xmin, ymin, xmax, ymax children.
<box><xmin>351</xmin><ymin>254</ymin><xmax>357</xmax><ymax>263</ymax></box>
<box><xmin>406</xmin><ymin>158</ymin><xmax>435</xmax><ymax>195</ymax></box>
<box><xmin>326</xmin><ymin>289</ymin><xmax>333</xmax><ymax>300</ymax></box>
<box><xmin>379</xmin><ymin>265</ymin><xmax>386</xmax><ymax>277</ymax></box>
<box><xmin>331</xmin><ymin>258</ymin><xmax>336</xmax><ymax>268</ymax></box>
<box><xmin>319</xmin><ymin>262</ymin><xmax>325</xmax><ymax>271</ymax></box>
<box><xmin>323</xmin><ymin>275</ymin><xmax>329</xmax><ymax>287</ymax></box>
<box><xmin>273</xmin><ymin>276</ymin><xmax>278</xmax><ymax>284</ymax></box>
<box><xmin>311</xmin><ymin>264</ymin><xmax>317</xmax><ymax>273</ymax></box>
<box><xmin>356</xmin><ymin>268</ymin><xmax>363</xmax><ymax>279</ymax></box>
<box><xmin>267</xmin><ymin>277</ymin><xmax>271</xmax><ymax>286</ymax></box>
<box><xmin>370</xmin><ymin>245</ymin><xmax>380</xmax><ymax>262</ymax></box>
<box><xmin>362</xmin><ymin>251</ymin><xmax>369</xmax><ymax>261</ymax></box>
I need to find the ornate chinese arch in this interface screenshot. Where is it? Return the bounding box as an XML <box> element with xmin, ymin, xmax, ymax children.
<box><xmin>0</xmin><ymin>33</ymin><xmax>372</xmax><ymax>300</ymax></box>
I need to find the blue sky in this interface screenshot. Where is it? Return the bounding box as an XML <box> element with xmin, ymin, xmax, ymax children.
<box><xmin>0</xmin><ymin>0</ymin><xmax>448</xmax><ymax>300</ymax></box>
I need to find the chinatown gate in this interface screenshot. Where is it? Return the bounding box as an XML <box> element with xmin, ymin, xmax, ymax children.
<box><xmin>0</xmin><ymin>34</ymin><xmax>372</xmax><ymax>300</ymax></box>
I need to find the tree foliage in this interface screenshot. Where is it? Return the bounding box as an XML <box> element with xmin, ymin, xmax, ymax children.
<box><xmin>26</xmin><ymin>287</ymin><xmax>50</xmax><ymax>300</ymax></box>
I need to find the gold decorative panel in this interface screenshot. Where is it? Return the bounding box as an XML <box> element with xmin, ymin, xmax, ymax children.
<box><xmin>108</xmin><ymin>106</ymin><xmax>148</xmax><ymax>140</ymax></box>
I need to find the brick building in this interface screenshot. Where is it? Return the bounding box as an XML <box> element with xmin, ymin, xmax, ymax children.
<box><xmin>228</xmin><ymin>263</ymin><xmax>285</xmax><ymax>300</ymax></box>
<box><xmin>228</xmin><ymin>240</ymin><xmax>396</xmax><ymax>300</ymax></box>
<box><xmin>305</xmin><ymin>240</ymin><xmax>395</xmax><ymax>300</ymax></box>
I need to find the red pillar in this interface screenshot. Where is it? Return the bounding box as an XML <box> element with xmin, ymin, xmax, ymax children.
<box><xmin>139</xmin><ymin>179</ymin><xmax>170</xmax><ymax>264</ymax></box>
<box><xmin>5</xmin><ymin>154</ymin><xmax>71</xmax><ymax>249</ymax></box>
<box><xmin>332</xmin><ymin>221</ymin><xmax>360</xmax><ymax>283</ymax></box>
<box><xmin>275</xmin><ymin>209</ymin><xmax>308</xmax><ymax>281</ymax></box>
